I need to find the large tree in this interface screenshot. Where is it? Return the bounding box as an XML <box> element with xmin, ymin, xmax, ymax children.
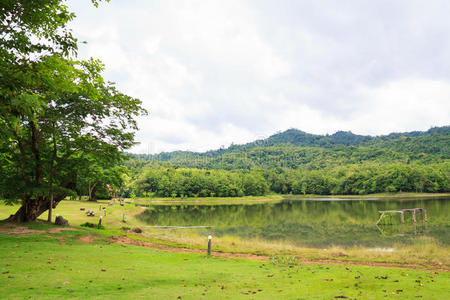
<box><xmin>0</xmin><ymin>0</ymin><xmax>146</xmax><ymax>222</ymax></box>
<box><xmin>76</xmin><ymin>157</ymin><xmax>128</xmax><ymax>202</ymax></box>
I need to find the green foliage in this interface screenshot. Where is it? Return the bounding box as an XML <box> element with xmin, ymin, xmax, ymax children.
<box><xmin>80</xmin><ymin>222</ymin><xmax>104</xmax><ymax>229</ymax></box>
<box><xmin>133</xmin><ymin>126</ymin><xmax>449</xmax><ymax>170</ymax></box>
<box><xmin>132</xmin><ymin>164</ymin><xmax>269</xmax><ymax>197</ymax></box>
<box><xmin>77</xmin><ymin>160</ymin><xmax>128</xmax><ymax>201</ymax></box>
<box><xmin>126</xmin><ymin>127</ymin><xmax>449</xmax><ymax>196</ymax></box>
<box><xmin>0</xmin><ymin>55</ymin><xmax>145</xmax><ymax>200</ymax></box>
<box><xmin>129</xmin><ymin>162</ymin><xmax>448</xmax><ymax>197</ymax></box>
<box><xmin>0</xmin><ymin>0</ymin><xmax>76</xmax><ymax>68</ymax></box>
<box><xmin>0</xmin><ymin>0</ymin><xmax>146</xmax><ymax>221</ymax></box>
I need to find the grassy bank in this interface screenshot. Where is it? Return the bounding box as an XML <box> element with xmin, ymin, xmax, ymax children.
<box><xmin>0</xmin><ymin>229</ymin><xmax>448</xmax><ymax>299</ymax></box>
<box><xmin>132</xmin><ymin>192</ymin><xmax>450</xmax><ymax>204</ymax></box>
<box><xmin>1</xmin><ymin>198</ymin><xmax>448</xmax><ymax>269</ymax></box>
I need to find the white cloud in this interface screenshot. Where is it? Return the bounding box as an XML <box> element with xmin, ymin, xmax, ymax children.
<box><xmin>350</xmin><ymin>78</ymin><xmax>450</xmax><ymax>135</ymax></box>
<box><xmin>67</xmin><ymin>0</ymin><xmax>450</xmax><ymax>153</ymax></box>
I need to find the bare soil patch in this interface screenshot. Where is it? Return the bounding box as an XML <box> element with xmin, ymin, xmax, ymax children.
<box><xmin>0</xmin><ymin>224</ymin><xmax>44</xmax><ymax>234</ymax></box>
<box><xmin>110</xmin><ymin>235</ymin><xmax>449</xmax><ymax>272</ymax></box>
<box><xmin>79</xmin><ymin>235</ymin><xmax>96</xmax><ymax>243</ymax></box>
<box><xmin>0</xmin><ymin>224</ymin><xmax>85</xmax><ymax>235</ymax></box>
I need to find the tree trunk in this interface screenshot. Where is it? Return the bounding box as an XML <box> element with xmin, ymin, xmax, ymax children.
<box><xmin>88</xmin><ymin>182</ymin><xmax>97</xmax><ymax>201</ymax></box>
<box><xmin>91</xmin><ymin>187</ymin><xmax>97</xmax><ymax>202</ymax></box>
<box><xmin>6</xmin><ymin>182</ymin><xmax>75</xmax><ymax>223</ymax></box>
<box><xmin>48</xmin><ymin>124</ymin><xmax>57</xmax><ymax>222</ymax></box>
<box><xmin>7</xmin><ymin>197</ymin><xmax>49</xmax><ymax>223</ymax></box>
<box><xmin>47</xmin><ymin>193</ymin><xmax>53</xmax><ymax>222</ymax></box>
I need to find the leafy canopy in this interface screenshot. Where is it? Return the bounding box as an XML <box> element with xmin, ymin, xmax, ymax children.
<box><xmin>0</xmin><ymin>0</ymin><xmax>145</xmax><ymax>221</ymax></box>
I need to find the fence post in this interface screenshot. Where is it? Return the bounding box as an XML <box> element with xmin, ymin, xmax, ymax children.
<box><xmin>207</xmin><ymin>235</ymin><xmax>212</xmax><ymax>256</ymax></box>
<box><xmin>98</xmin><ymin>216</ymin><xmax>102</xmax><ymax>229</ymax></box>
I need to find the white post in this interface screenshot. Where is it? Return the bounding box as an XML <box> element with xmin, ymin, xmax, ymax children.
<box><xmin>98</xmin><ymin>216</ymin><xmax>103</xmax><ymax>229</ymax></box>
<box><xmin>207</xmin><ymin>235</ymin><xmax>212</xmax><ymax>256</ymax></box>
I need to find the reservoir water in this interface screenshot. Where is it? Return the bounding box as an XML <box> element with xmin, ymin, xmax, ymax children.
<box><xmin>137</xmin><ymin>197</ymin><xmax>450</xmax><ymax>248</ymax></box>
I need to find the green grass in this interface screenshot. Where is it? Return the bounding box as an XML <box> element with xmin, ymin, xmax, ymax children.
<box><xmin>0</xmin><ymin>232</ymin><xmax>448</xmax><ymax>299</ymax></box>
<box><xmin>1</xmin><ymin>199</ymin><xmax>449</xmax><ymax>269</ymax></box>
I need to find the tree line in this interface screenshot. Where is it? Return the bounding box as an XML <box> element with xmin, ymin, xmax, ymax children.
<box><xmin>131</xmin><ymin>166</ymin><xmax>269</xmax><ymax>197</ymax></box>
<box><xmin>127</xmin><ymin>162</ymin><xmax>449</xmax><ymax>197</ymax></box>
<box><xmin>264</xmin><ymin>162</ymin><xmax>449</xmax><ymax>195</ymax></box>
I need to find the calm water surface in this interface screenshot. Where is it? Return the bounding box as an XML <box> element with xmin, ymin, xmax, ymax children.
<box><xmin>137</xmin><ymin>197</ymin><xmax>450</xmax><ymax>248</ymax></box>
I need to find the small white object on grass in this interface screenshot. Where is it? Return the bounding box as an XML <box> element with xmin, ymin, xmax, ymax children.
<box><xmin>208</xmin><ymin>235</ymin><xmax>212</xmax><ymax>240</ymax></box>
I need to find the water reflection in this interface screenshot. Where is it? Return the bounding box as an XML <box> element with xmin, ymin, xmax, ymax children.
<box><xmin>136</xmin><ymin>197</ymin><xmax>450</xmax><ymax>248</ymax></box>
<box><xmin>376</xmin><ymin>223</ymin><xmax>428</xmax><ymax>236</ymax></box>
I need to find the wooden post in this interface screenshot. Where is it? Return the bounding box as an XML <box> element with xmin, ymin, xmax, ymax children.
<box><xmin>99</xmin><ymin>204</ymin><xmax>102</xmax><ymax>211</ymax></box>
<box><xmin>400</xmin><ymin>211</ymin><xmax>405</xmax><ymax>224</ymax></box>
<box><xmin>207</xmin><ymin>235</ymin><xmax>212</xmax><ymax>256</ymax></box>
<box><xmin>98</xmin><ymin>216</ymin><xmax>102</xmax><ymax>229</ymax></box>
<box><xmin>423</xmin><ymin>209</ymin><xmax>428</xmax><ymax>222</ymax></box>
<box><xmin>412</xmin><ymin>210</ymin><xmax>417</xmax><ymax>223</ymax></box>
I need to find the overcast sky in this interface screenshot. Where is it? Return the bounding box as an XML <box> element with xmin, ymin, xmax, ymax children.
<box><xmin>67</xmin><ymin>0</ymin><xmax>450</xmax><ymax>154</ymax></box>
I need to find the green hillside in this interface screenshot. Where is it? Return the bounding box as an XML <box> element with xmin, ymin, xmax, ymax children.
<box><xmin>128</xmin><ymin>126</ymin><xmax>449</xmax><ymax>170</ymax></box>
<box><xmin>123</xmin><ymin>127</ymin><xmax>449</xmax><ymax>197</ymax></box>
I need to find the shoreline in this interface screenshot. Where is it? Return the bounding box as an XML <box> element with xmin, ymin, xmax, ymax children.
<box><xmin>129</xmin><ymin>192</ymin><xmax>450</xmax><ymax>205</ymax></box>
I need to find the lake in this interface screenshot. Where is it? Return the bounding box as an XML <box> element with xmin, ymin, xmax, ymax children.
<box><xmin>136</xmin><ymin>197</ymin><xmax>450</xmax><ymax>248</ymax></box>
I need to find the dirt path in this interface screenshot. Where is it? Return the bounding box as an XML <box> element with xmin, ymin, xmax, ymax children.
<box><xmin>110</xmin><ymin>235</ymin><xmax>449</xmax><ymax>272</ymax></box>
<box><xmin>110</xmin><ymin>236</ymin><xmax>267</xmax><ymax>260</ymax></box>
<box><xmin>0</xmin><ymin>226</ymin><xmax>45</xmax><ymax>234</ymax></box>
<box><xmin>0</xmin><ymin>224</ymin><xmax>84</xmax><ymax>235</ymax></box>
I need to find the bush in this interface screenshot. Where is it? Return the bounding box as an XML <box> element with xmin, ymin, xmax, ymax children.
<box><xmin>80</xmin><ymin>222</ymin><xmax>105</xmax><ymax>230</ymax></box>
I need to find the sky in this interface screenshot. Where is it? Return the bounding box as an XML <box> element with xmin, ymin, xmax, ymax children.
<box><xmin>67</xmin><ymin>0</ymin><xmax>450</xmax><ymax>154</ymax></box>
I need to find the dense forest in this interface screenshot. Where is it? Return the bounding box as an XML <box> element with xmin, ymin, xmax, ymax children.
<box><xmin>128</xmin><ymin>126</ymin><xmax>449</xmax><ymax>169</ymax></box>
<box><xmin>118</xmin><ymin>127</ymin><xmax>449</xmax><ymax>198</ymax></box>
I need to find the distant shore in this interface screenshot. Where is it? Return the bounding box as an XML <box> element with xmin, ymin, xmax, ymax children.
<box><xmin>129</xmin><ymin>192</ymin><xmax>450</xmax><ymax>205</ymax></box>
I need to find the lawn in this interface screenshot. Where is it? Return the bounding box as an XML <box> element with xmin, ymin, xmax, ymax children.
<box><xmin>0</xmin><ymin>198</ymin><xmax>449</xmax><ymax>299</ymax></box>
<box><xmin>0</xmin><ymin>230</ymin><xmax>448</xmax><ymax>299</ymax></box>
<box><xmin>1</xmin><ymin>199</ymin><xmax>449</xmax><ymax>269</ymax></box>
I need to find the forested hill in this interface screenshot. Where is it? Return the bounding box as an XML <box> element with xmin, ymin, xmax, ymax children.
<box><xmin>127</xmin><ymin>126</ymin><xmax>450</xmax><ymax>170</ymax></box>
<box><xmin>123</xmin><ymin>126</ymin><xmax>449</xmax><ymax>196</ymax></box>
<box><xmin>237</xmin><ymin>129</ymin><xmax>372</xmax><ymax>148</ymax></box>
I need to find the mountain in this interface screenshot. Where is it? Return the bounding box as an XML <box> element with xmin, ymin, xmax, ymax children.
<box><xmin>234</xmin><ymin>129</ymin><xmax>373</xmax><ymax>150</ymax></box>
<box><xmin>127</xmin><ymin>126</ymin><xmax>450</xmax><ymax>170</ymax></box>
